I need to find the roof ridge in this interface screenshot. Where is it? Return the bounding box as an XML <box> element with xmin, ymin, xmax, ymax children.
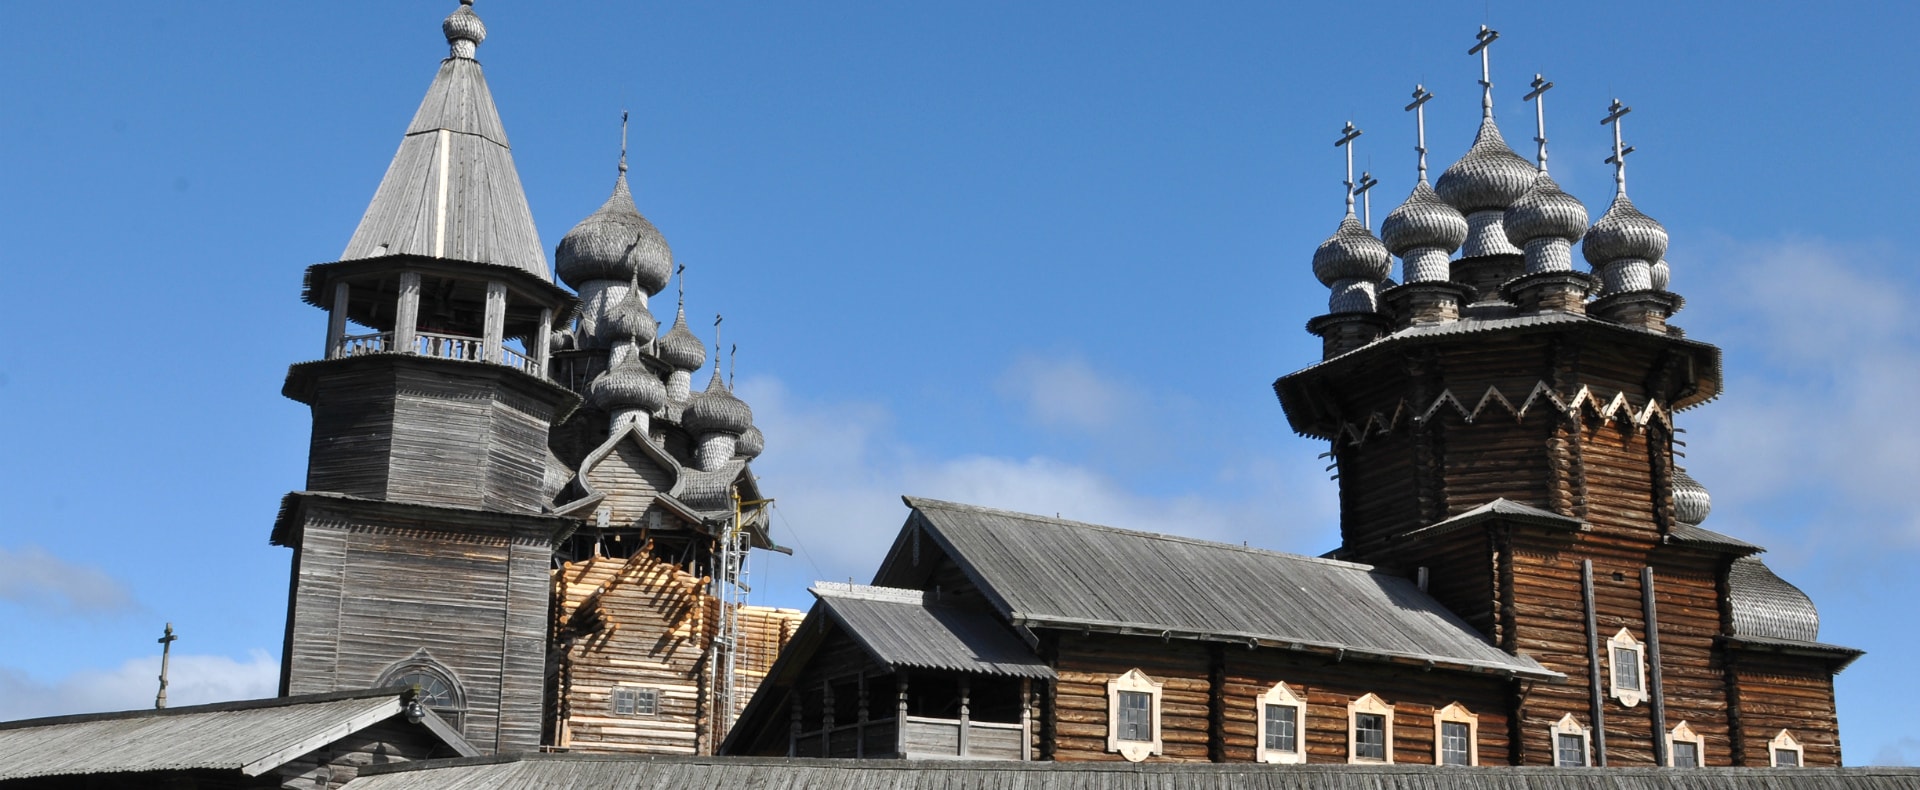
<box><xmin>0</xmin><ymin>686</ymin><xmax>405</xmax><ymax>732</ymax></box>
<box><xmin>903</xmin><ymin>496</ymin><xmax>1379</xmax><ymax>573</ymax></box>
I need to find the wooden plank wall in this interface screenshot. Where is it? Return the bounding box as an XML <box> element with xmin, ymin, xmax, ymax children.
<box><xmin>583</xmin><ymin>442</ymin><xmax>677</xmax><ymax>524</ymax></box>
<box><xmin>1729</xmin><ymin>654</ymin><xmax>1843</xmax><ymax>767</ymax></box>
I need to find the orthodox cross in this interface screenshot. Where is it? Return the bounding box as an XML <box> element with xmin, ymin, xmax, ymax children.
<box><xmin>155</xmin><ymin>623</ymin><xmax>177</xmax><ymax>709</ymax></box>
<box><xmin>1470</xmin><ymin>26</ymin><xmax>1500</xmax><ymax>119</ymax></box>
<box><xmin>1335</xmin><ymin>121</ymin><xmax>1363</xmax><ymax>217</ymax></box>
<box><xmin>1602</xmin><ymin>98</ymin><xmax>1635</xmax><ymax>196</ymax></box>
<box><xmin>729</xmin><ymin>344</ymin><xmax>739</xmax><ymax>389</ymax></box>
<box><xmin>1405</xmin><ymin>84</ymin><xmax>1435</xmax><ymax>182</ymax></box>
<box><xmin>713</xmin><ymin>314</ymin><xmax>724</xmax><ymax>384</ymax></box>
<box><xmin>619</xmin><ymin>110</ymin><xmax>630</xmax><ymax>174</ymax></box>
<box><xmin>676</xmin><ymin>263</ymin><xmax>687</xmax><ymax>310</ymax></box>
<box><xmin>1523</xmin><ymin>73</ymin><xmax>1555</xmax><ymax>172</ymax></box>
<box><xmin>1355</xmin><ymin>171</ymin><xmax>1379</xmax><ymax>229</ymax></box>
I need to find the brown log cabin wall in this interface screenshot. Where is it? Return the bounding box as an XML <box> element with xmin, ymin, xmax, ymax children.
<box><xmin>1730</xmin><ymin>654</ymin><xmax>1843</xmax><ymax>767</ymax></box>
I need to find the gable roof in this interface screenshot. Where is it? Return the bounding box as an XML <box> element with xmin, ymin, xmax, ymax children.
<box><xmin>884</xmin><ymin>497</ymin><xmax>1555</xmax><ymax>679</ymax></box>
<box><xmin>1396</xmin><ymin>498</ymin><xmax>1586</xmax><ymax>542</ymax></box>
<box><xmin>0</xmin><ymin>688</ymin><xmax>475</xmax><ymax>782</ymax></box>
<box><xmin>811</xmin><ymin>583</ymin><xmax>1054</xmax><ymax>679</ymax></box>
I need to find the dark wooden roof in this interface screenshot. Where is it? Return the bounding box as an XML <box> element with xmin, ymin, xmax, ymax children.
<box><xmin>345</xmin><ymin>754</ymin><xmax>1920</xmax><ymax>789</ymax></box>
<box><xmin>811</xmin><ymin>582</ymin><xmax>1055</xmax><ymax>679</ymax></box>
<box><xmin>882</xmin><ymin>497</ymin><xmax>1556</xmax><ymax>679</ymax></box>
<box><xmin>0</xmin><ymin>688</ymin><xmax>473</xmax><ymax>782</ymax></box>
<box><xmin>1666</xmin><ymin>521</ymin><xmax>1763</xmax><ymax>554</ymax></box>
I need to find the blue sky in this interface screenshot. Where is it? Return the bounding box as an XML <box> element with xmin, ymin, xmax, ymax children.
<box><xmin>2</xmin><ymin>0</ymin><xmax>1917</xmax><ymax>766</ymax></box>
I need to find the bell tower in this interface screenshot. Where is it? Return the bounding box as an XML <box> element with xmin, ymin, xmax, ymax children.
<box><xmin>272</xmin><ymin>0</ymin><xmax>581</xmax><ymax>754</ymax></box>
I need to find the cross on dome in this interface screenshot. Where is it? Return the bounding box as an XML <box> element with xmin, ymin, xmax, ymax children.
<box><xmin>1405</xmin><ymin>84</ymin><xmax>1435</xmax><ymax>182</ymax></box>
<box><xmin>1470</xmin><ymin>26</ymin><xmax>1500</xmax><ymax>120</ymax></box>
<box><xmin>1602</xmin><ymin>98</ymin><xmax>1637</xmax><ymax>197</ymax></box>
<box><xmin>1523</xmin><ymin>74</ymin><xmax>1555</xmax><ymax>173</ymax></box>
<box><xmin>1335</xmin><ymin>121</ymin><xmax>1364</xmax><ymax>217</ymax></box>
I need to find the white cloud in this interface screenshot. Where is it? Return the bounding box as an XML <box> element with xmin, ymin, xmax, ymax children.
<box><xmin>0</xmin><ymin>651</ymin><xmax>280</xmax><ymax>722</ymax></box>
<box><xmin>738</xmin><ymin>370</ymin><xmax>1338</xmax><ymax>599</ymax></box>
<box><xmin>0</xmin><ymin>546</ymin><xmax>139</xmax><ymax>617</ymax></box>
<box><xmin>995</xmin><ymin>353</ymin><xmax>1145</xmax><ymax>435</ymax></box>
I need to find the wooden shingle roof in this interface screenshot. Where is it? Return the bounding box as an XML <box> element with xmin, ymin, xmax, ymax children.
<box><xmin>811</xmin><ymin>582</ymin><xmax>1055</xmax><ymax>679</ymax></box>
<box><xmin>885</xmin><ymin>497</ymin><xmax>1555</xmax><ymax>679</ymax></box>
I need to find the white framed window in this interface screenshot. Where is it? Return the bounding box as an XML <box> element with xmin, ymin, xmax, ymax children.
<box><xmin>611</xmin><ymin>686</ymin><xmax>659</xmax><ymax>717</ymax></box>
<box><xmin>1770</xmin><ymin>730</ymin><xmax>1804</xmax><ymax>768</ymax></box>
<box><xmin>1607</xmin><ymin>628</ymin><xmax>1649</xmax><ymax>708</ymax></box>
<box><xmin>1667</xmin><ymin>721</ymin><xmax>1703</xmax><ymax>767</ymax></box>
<box><xmin>1347</xmin><ymin>692</ymin><xmax>1394</xmax><ymax>764</ymax></box>
<box><xmin>1105</xmin><ymin>668</ymin><xmax>1163</xmax><ymax>762</ymax></box>
<box><xmin>1255</xmin><ymin>682</ymin><xmax>1306</xmax><ymax>764</ymax></box>
<box><xmin>1434</xmin><ymin>702</ymin><xmax>1478</xmax><ymax>766</ymax></box>
<box><xmin>1551</xmin><ymin>714</ymin><xmax>1592</xmax><ymax>767</ymax></box>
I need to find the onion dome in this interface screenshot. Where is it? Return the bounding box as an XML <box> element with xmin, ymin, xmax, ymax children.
<box><xmin>1504</xmin><ymin>173</ymin><xmax>1588</xmax><ymax>244</ymax></box>
<box><xmin>1312</xmin><ymin>215</ymin><xmax>1391</xmax><ymax>287</ymax></box>
<box><xmin>658</xmin><ymin>304</ymin><xmax>706</xmax><ymax>371</ymax></box>
<box><xmin>735</xmin><ymin>424</ymin><xmax>765</xmax><ymax>460</ymax></box>
<box><xmin>1381</xmin><ymin>180</ymin><xmax>1469</xmax><ymax>256</ymax></box>
<box><xmin>1435</xmin><ymin>118</ymin><xmax>1537</xmax><ymax>214</ymax></box>
<box><xmin>555</xmin><ymin>173</ymin><xmax>673</xmax><ymax>294</ymax></box>
<box><xmin>1582</xmin><ymin>195</ymin><xmax>1668</xmax><ymax>266</ymax></box>
<box><xmin>588</xmin><ymin>355</ymin><xmax>666</xmax><ymax>413</ymax></box>
<box><xmin>1672</xmin><ymin>468</ymin><xmax>1711</xmax><ymax>525</ymax></box>
<box><xmin>1728</xmin><ymin>557</ymin><xmax>1820</xmax><ymax>642</ymax></box>
<box><xmin>1650</xmin><ymin>259</ymin><xmax>1672</xmax><ymax>291</ymax></box>
<box><xmin>601</xmin><ymin>287</ymin><xmax>657</xmax><ymax>345</ymax></box>
<box><xmin>443</xmin><ymin>1</ymin><xmax>486</xmax><ymax>58</ymax></box>
<box><xmin>683</xmin><ymin>370</ymin><xmax>753</xmax><ymax>436</ymax></box>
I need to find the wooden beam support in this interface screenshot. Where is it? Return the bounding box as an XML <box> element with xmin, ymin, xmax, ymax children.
<box><xmin>326</xmin><ymin>281</ymin><xmax>350</xmax><ymax>359</ymax></box>
<box><xmin>483</xmin><ymin>280</ymin><xmax>507</xmax><ymax>364</ymax></box>
<box><xmin>394</xmin><ymin>271</ymin><xmax>421</xmax><ymax>353</ymax></box>
<box><xmin>535</xmin><ymin>307</ymin><xmax>553</xmax><ymax>376</ymax></box>
<box><xmin>1582</xmin><ymin>559</ymin><xmax>1608</xmax><ymax>766</ymax></box>
<box><xmin>1643</xmin><ymin>565</ymin><xmax>1670</xmax><ymax>767</ymax></box>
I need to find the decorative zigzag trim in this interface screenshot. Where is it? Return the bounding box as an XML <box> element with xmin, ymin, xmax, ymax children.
<box><xmin>1333</xmin><ymin>381</ymin><xmax>1671</xmax><ymax>448</ymax></box>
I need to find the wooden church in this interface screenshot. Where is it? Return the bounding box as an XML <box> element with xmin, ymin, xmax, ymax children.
<box><xmin>721</xmin><ymin>28</ymin><xmax>1861</xmax><ymax>769</ymax></box>
<box><xmin>272</xmin><ymin>0</ymin><xmax>802</xmax><ymax>758</ymax></box>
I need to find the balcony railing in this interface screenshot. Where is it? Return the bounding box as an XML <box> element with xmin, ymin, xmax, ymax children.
<box><xmin>792</xmin><ymin>716</ymin><xmax>1026</xmax><ymax>761</ymax></box>
<box><xmin>331</xmin><ymin>330</ymin><xmax>540</xmax><ymax>376</ymax></box>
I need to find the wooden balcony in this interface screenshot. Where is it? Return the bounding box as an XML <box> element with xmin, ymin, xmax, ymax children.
<box><xmin>334</xmin><ymin>330</ymin><xmax>540</xmax><ymax>376</ymax></box>
<box><xmin>793</xmin><ymin>716</ymin><xmax>1028</xmax><ymax>761</ymax></box>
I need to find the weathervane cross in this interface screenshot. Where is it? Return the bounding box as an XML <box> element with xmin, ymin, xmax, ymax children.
<box><xmin>1523</xmin><ymin>73</ymin><xmax>1555</xmax><ymax>172</ymax></box>
<box><xmin>619</xmin><ymin>110</ymin><xmax>630</xmax><ymax>174</ymax></box>
<box><xmin>1470</xmin><ymin>26</ymin><xmax>1500</xmax><ymax>119</ymax></box>
<box><xmin>1602</xmin><ymin>98</ymin><xmax>1636</xmax><ymax>196</ymax></box>
<box><xmin>1334</xmin><ymin>121</ymin><xmax>1363</xmax><ymax>217</ymax></box>
<box><xmin>1405</xmin><ymin>84</ymin><xmax>1435</xmax><ymax>182</ymax></box>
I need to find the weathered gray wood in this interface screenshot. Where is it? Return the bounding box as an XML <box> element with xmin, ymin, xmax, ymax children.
<box><xmin>327</xmin><ymin>281</ymin><xmax>351</xmax><ymax>359</ymax></box>
<box><xmin>395</xmin><ymin>271</ymin><xmax>421</xmax><ymax>351</ymax></box>
<box><xmin>1583</xmin><ymin>559</ymin><xmax>1607</xmax><ymax>766</ymax></box>
<box><xmin>483</xmin><ymin>279</ymin><xmax>507</xmax><ymax>363</ymax></box>
<box><xmin>1643</xmin><ymin>566</ymin><xmax>1669</xmax><ymax>767</ymax></box>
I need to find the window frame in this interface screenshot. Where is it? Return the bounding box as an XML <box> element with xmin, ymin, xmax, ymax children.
<box><xmin>1105</xmin><ymin>668</ymin><xmax>1164</xmax><ymax>762</ymax></box>
<box><xmin>611</xmin><ymin>685</ymin><xmax>660</xmax><ymax>717</ymax></box>
<box><xmin>1607</xmin><ymin>628</ymin><xmax>1649</xmax><ymax>708</ymax></box>
<box><xmin>1433</xmin><ymin>702</ymin><xmax>1478</xmax><ymax>766</ymax></box>
<box><xmin>374</xmin><ymin>650</ymin><xmax>468</xmax><ymax>733</ymax></box>
<box><xmin>1770</xmin><ymin>730</ymin><xmax>1804</xmax><ymax>768</ymax></box>
<box><xmin>1550</xmin><ymin>714</ymin><xmax>1592</xmax><ymax>767</ymax></box>
<box><xmin>1667</xmin><ymin>721</ymin><xmax>1704</xmax><ymax>768</ymax></box>
<box><xmin>1255</xmin><ymin>682</ymin><xmax>1307</xmax><ymax>764</ymax></box>
<box><xmin>1346</xmin><ymin>692</ymin><xmax>1394</xmax><ymax>764</ymax></box>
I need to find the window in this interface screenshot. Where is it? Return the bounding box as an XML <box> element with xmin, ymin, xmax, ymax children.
<box><xmin>1770</xmin><ymin>730</ymin><xmax>1804</xmax><ymax>768</ymax></box>
<box><xmin>1434</xmin><ymin>702</ymin><xmax>1478</xmax><ymax>766</ymax></box>
<box><xmin>1256</xmin><ymin>682</ymin><xmax>1306</xmax><ymax>764</ymax></box>
<box><xmin>375</xmin><ymin>650</ymin><xmax>467</xmax><ymax>733</ymax></box>
<box><xmin>1347</xmin><ymin>693</ymin><xmax>1394</xmax><ymax>764</ymax></box>
<box><xmin>1550</xmin><ymin>714</ymin><xmax>1591</xmax><ymax>767</ymax></box>
<box><xmin>1105</xmin><ymin>669</ymin><xmax>1163</xmax><ymax>762</ymax></box>
<box><xmin>1607</xmin><ymin>628</ymin><xmax>1648</xmax><ymax>707</ymax></box>
<box><xmin>1668</xmin><ymin>721</ymin><xmax>1704</xmax><ymax>767</ymax></box>
<box><xmin>611</xmin><ymin>686</ymin><xmax>659</xmax><ymax>717</ymax></box>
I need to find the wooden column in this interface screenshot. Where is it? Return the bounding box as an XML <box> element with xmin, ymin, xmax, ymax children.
<box><xmin>394</xmin><ymin>271</ymin><xmax>421</xmax><ymax>354</ymax></box>
<box><xmin>325</xmin><ymin>281</ymin><xmax>350</xmax><ymax>359</ymax></box>
<box><xmin>483</xmin><ymin>280</ymin><xmax>507</xmax><ymax>364</ymax></box>
<box><xmin>821</xmin><ymin>682</ymin><xmax>834</xmax><ymax>757</ymax></box>
<box><xmin>1021</xmin><ymin>678</ymin><xmax>1034</xmax><ymax>762</ymax></box>
<box><xmin>896</xmin><ymin>674</ymin><xmax>910</xmax><ymax>758</ymax></box>
<box><xmin>856</xmin><ymin>674</ymin><xmax>868</xmax><ymax>759</ymax></box>
<box><xmin>1643</xmin><ymin>566</ymin><xmax>1670</xmax><ymax>767</ymax></box>
<box><xmin>1582</xmin><ymin>560</ymin><xmax>1608</xmax><ymax>766</ymax></box>
<box><xmin>958</xmin><ymin>676</ymin><xmax>971</xmax><ymax>758</ymax></box>
<box><xmin>535</xmin><ymin>307</ymin><xmax>553</xmax><ymax>376</ymax></box>
<box><xmin>788</xmin><ymin>693</ymin><xmax>801</xmax><ymax>758</ymax></box>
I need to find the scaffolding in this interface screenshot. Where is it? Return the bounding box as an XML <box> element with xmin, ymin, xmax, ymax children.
<box><xmin>709</xmin><ymin>491</ymin><xmax>770</xmax><ymax>749</ymax></box>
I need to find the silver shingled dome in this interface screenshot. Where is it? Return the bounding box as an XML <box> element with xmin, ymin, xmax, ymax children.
<box><xmin>1381</xmin><ymin>180</ymin><xmax>1469</xmax><ymax>256</ymax></box>
<box><xmin>1582</xmin><ymin>194</ymin><xmax>1669</xmax><ymax>266</ymax></box>
<box><xmin>1503</xmin><ymin>173</ymin><xmax>1589</xmax><ymax>244</ymax></box>
<box><xmin>589</xmin><ymin>355</ymin><xmax>667</xmax><ymax>413</ymax></box>
<box><xmin>684</xmin><ymin>369</ymin><xmax>754</xmax><ymax>436</ymax></box>
<box><xmin>735</xmin><ymin>424</ymin><xmax>765</xmax><ymax>460</ymax></box>
<box><xmin>1672</xmin><ymin>468</ymin><xmax>1711</xmax><ymax>526</ymax></box>
<box><xmin>1435</xmin><ymin>118</ymin><xmax>1537</xmax><ymax>214</ymax></box>
<box><xmin>657</xmin><ymin>305</ymin><xmax>707</xmax><ymax>371</ymax></box>
<box><xmin>555</xmin><ymin>174</ymin><xmax>674</xmax><ymax>294</ymax></box>
<box><xmin>442</xmin><ymin>1</ymin><xmax>486</xmax><ymax>55</ymax></box>
<box><xmin>601</xmin><ymin>288</ymin><xmax>658</xmax><ymax>345</ymax></box>
<box><xmin>1312</xmin><ymin>215</ymin><xmax>1391</xmax><ymax>287</ymax></box>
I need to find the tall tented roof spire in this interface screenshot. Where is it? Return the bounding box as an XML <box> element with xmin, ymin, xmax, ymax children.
<box><xmin>341</xmin><ymin>1</ymin><xmax>550</xmax><ymax>281</ymax></box>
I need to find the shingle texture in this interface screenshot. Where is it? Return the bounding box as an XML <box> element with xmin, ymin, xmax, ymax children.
<box><xmin>897</xmin><ymin>497</ymin><xmax>1552</xmax><ymax>678</ymax></box>
<box><xmin>344</xmin><ymin>754</ymin><xmax>1920</xmax><ymax>790</ymax></box>
<box><xmin>811</xmin><ymin>582</ymin><xmax>1055</xmax><ymax>679</ymax></box>
<box><xmin>1729</xmin><ymin>556</ymin><xmax>1821</xmax><ymax>643</ymax></box>
<box><xmin>0</xmin><ymin>690</ymin><xmax>404</xmax><ymax>781</ymax></box>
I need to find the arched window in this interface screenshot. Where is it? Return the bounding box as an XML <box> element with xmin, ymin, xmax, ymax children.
<box><xmin>1255</xmin><ymin>682</ymin><xmax>1306</xmax><ymax>764</ymax></box>
<box><xmin>377</xmin><ymin>650</ymin><xmax>468</xmax><ymax>733</ymax></box>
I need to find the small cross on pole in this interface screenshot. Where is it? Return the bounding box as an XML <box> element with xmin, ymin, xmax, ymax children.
<box><xmin>1469</xmin><ymin>26</ymin><xmax>1501</xmax><ymax>119</ymax></box>
<box><xmin>619</xmin><ymin>110</ymin><xmax>630</xmax><ymax>174</ymax></box>
<box><xmin>1355</xmin><ymin>171</ymin><xmax>1380</xmax><ymax>230</ymax></box>
<box><xmin>1601</xmin><ymin>98</ymin><xmax>1636</xmax><ymax>196</ymax></box>
<box><xmin>155</xmin><ymin>623</ymin><xmax>177</xmax><ymax>709</ymax></box>
<box><xmin>1405</xmin><ymin>84</ymin><xmax>1435</xmax><ymax>182</ymax></box>
<box><xmin>1523</xmin><ymin>73</ymin><xmax>1555</xmax><ymax>173</ymax></box>
<box><xmin>1334</xmin><ymin>122</ymin><xmax>1364</xmax><ymax>217</ymax></box>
